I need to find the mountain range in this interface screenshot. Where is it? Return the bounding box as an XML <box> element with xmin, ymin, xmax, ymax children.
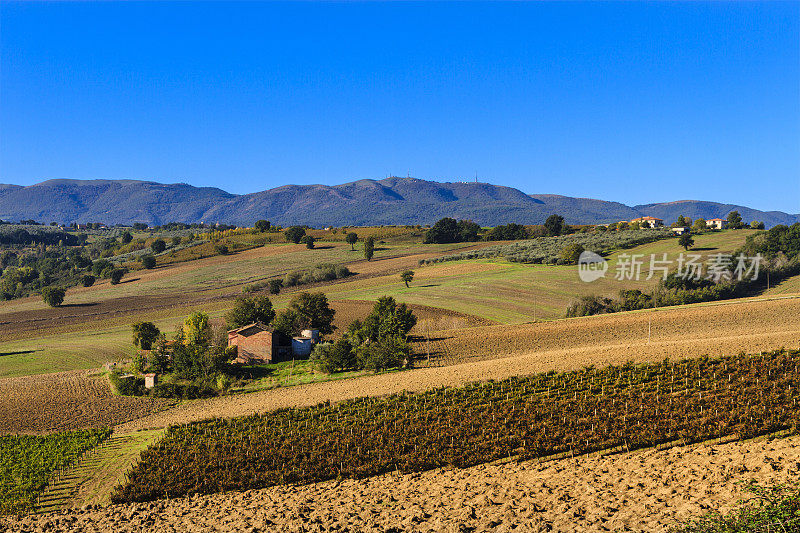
<box><xmin>0</xmin><ymin>178</ymin><xmax>796</xmax><ymax>228</ymax></box>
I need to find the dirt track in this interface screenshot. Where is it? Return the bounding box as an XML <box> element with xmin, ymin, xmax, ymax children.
<box><xmin>7</xmin><ymin>433</ymin><xmax>799</xmax><ymax>532</ymax></box>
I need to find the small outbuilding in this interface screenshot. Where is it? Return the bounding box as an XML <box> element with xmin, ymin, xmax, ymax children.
<box><xmin>143</xmin><ymin>373</ymin><xmax>158</xmax><ymax>389</ymax></box>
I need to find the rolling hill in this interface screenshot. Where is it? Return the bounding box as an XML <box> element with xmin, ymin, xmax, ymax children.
<box><xmin>0</xmin><ymin>177</ymin><xmax>796</xmax><ymax>228</ymax></box>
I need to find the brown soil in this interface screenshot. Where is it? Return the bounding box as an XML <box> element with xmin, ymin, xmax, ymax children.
<box><xmin>7</xmin><ymin>433</ymin><xmax>799</xmax><ymax>532</ymax></box>
<box><xmin>114</xmin><ymin>296</ymin><xmax>800</xmax><ymax>433</ymax></box>
<box><xmin>421</xmin><ymin>294</ymin><xmax>800</xmax><ymax>365</ymax></box>
<box><xmin>0</xmin><ymin>370</ymin><xmax>173</xmax><ymax>434</ymax></box>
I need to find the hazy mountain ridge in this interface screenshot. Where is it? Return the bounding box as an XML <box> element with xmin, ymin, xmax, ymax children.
<box><xmin>0</xmin><ymin>178</ymin><xmax>796</xmax><ymax>228</ymax></box>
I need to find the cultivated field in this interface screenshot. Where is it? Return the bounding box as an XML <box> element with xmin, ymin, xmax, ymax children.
<box><xmin>324</xmin><ymin>230</ymin><xmax>760</xmax><ymax>322</ymax></box>
<box><xmin>0</xmin><ymin>230</ymin><xmax>760</xmax><ymax>378</ymax></box>
<box><xmin>113</xmin><ymin>294</ymin><xmax>800</xmax><ymax>433</ymax></box>
<box><xmin>7</xmin><ymin>427</ymin><xmax>800</xmax><ymax>532</ymax></box>
<box><xmin>0</xmin><ymin>370</ymin><xmax>173</xmax><ymax>434</ymax></box>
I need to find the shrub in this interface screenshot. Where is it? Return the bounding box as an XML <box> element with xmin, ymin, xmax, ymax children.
<box><xmin>41</xmin><ymin>286</ymin><xmax>65</xmax><ymax>307</ymax></box>
<box><xmin>672</xmin><ymin>482</ymin><xmax>800</xmax><ymax>533</ymax></box>
<box><xmin>301</xmin><ymin>235</ymin><xmax>315</xmax><ymax>249</ymax></box>
<box><xmin>110</xmin><ymin>372</ymin><xmax>146</xmax><ymax>396</ymax></box>
<box><xmin>214</xmin><ymin>244</ymin><xmax>229</xmax><ymax>255</ymax></box>
<box><xmin>269</xmin><ymin>279</ymin><xmax>283</xmax><ymax>294</ymax></box>
<box><xmin>81</xmin><ymin>274</ymin><xmax>96</xmax><ymax>287</ymax></box>
<box><xmin>110</xmin><ymin>269</ymin><xmax>125</xmax><ymax>285</ymax></box>
<box><xmin>284</xmin><ymin>226</ymin><xmax>306</xmax><ymax>244</ymax></box>
<box><xmin>312</xmin><ymin>338</ymin><xmax>357</xmax><ymax>373</ymax></box>
<box><xmin>131</xmin><ymin>352</ymin><xmax>147</xmax><ymax>374</ymax></box>
<box><xmin>150</xmin><ymin>239</ymin><xmax>167</xmax><ymax>253</ymax></box>
<box><xmin>559</xmin><ymin>242</ymin><xmax>585</xmax><ymax>265</ymax></box>
<box><xmin>356</xmin><ymin>336</ymin><xmax>411</xmax><ymax>372</ymax></box>
<box><xmin>92</xmin><ymin>259</ymin><xmax>112</xmax><ymax>276</ymax></box>
<box><xmin>140</xmin><ymin>255</ymin><xmax>156</xmax><ymax>269</ymax></box>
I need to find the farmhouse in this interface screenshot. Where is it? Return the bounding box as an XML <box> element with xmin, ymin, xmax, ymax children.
<box><xmin>630</xmin><ymin>216</ymin><xmax>664</xmax><ymax>228</ymax></box>
<box><xmin>671</xmin><ymin>227</ymin><xmax>690</xmax><ymax>235</ymax></box>
<box><xmin>707</xmin><ymin>218</ymin><xmax>728</xmax><ymax>230</ymax></box>
<box><xmin>227</xmin><ymin>323</ymin><xmax>320</xmax><ymax>364</ymax></box>
<box><xmin>227</xmin><ymin>323</ymin><xmax>292</xmax><ymax>364</ymax></box>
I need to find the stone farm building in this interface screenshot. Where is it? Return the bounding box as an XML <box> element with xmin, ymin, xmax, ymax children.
<box><xmin>227</xmin><ymin>323</ymin><xmax>319</xmax><ymax>364</ymax></box>
<box><xmin>227</xmin><ymin>323</ymin><xmax>292</xmax><ymax>364</ymax></box>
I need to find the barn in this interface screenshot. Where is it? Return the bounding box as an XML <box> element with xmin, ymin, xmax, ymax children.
<box><xmin>227</xmin><ymin>323</ymin><xmax>292</xmax><ymax>364</ymax></box>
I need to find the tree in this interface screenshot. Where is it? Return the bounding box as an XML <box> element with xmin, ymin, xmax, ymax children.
<box><xmin>182</xmin><ymin>311</ymin><xmax>212</xmax><ymax>346</ymax></box>
<box><xmin>254</xmin><ymin>220</ymin><xmax>271</xmax><ymax>232</ymax></box>
<box><xmin>284</xmin><ymin>226</ymin><xmax>306</xmax><ymax>244</ymax></box>
<box><xmin>288</xmin><ymin>292</ymin><xmax>336</xmax><ymax>335</ymax></box>
<box><xmin>140</xmin><ymin>255</ymin><xmax>156</xmax><ymax>269</ymax></box>
<box><xmin>485</xmin><ymin>223</ymin><xmax>529</xmax><ymax>241</ymax></box>
<box><xmin>424</xmin><ymin>218</ymin><xmax>460</xmax><ymax>244</ymax></box>
<box><xmin>81</xmin><ymin>274</ymin><xmax>96</xmax><ymax>287</ymax></box>
<box><xmin>559</xmin><ymin>243</ymin><xmax>585</xmax><ymax>265</ymax></box>
<box><xmin>171</xmin><ymin>340</ymin><xmax>226</xmax><ymax>380</ymax></box>
<box><xmin>346</xmin><ymin>232</ymin><xmax>358</xmax><ymax>250</ymax></box>
<box><xmin>543</xmin><ymin>214</ymin><xmax>565</xmax><ymax>237</ymax></box>
<box><xmin>41</xmin><ymin>286</ymin><xmax>65</xmax><ymax>307</ymax></box>
<box><xmin>312</xmin><ymin>338</ymin><xmax>356</xmax><ymax>373</ymax></box>
<box><xmin>751</xmin><ymin>220</ymin><xmax>765</xmax><ymax>230</ymax></box>
<box><xmin>457</xmin><ymin>220</ymin><xmax>481</xmax><ymax>242</ymax></box>
<box><xmin>272</xmin><ymin>308</ymin><xmax>304</xmax><ymax>337</ymax></box>
<box><xmin>121</xmin><ymin>231</ymin><xmax>133</xmax><ymax>244</ymax></box>
<box><xmin>214</xmin><ymin>243</ymin><xmax>229</xmax><ymax>255</ymax></box>
<box><xmin>353</xmin><ymin>296</ymin><xmax>417</xmax><ymax>343</ymax></box>
<box><xmin>132</xmin><ymin>223</ymin><xmax>148</xmax><ymax>231</ymax></box>
<box><xmin>301</xmin><ymin>235</ymin><xmax>315</xmax><ymax>249</ymax></box>
<box><xmin>92</xmin><ymin>259</ymin><xmax>112</xmax><ymax>276</ymax></box>
<box><xmin>400</xmin><ymin>270</ymin><xmax>414</xmax><ymax>287</ymax></box>
<box><xmin>132</xmin><ymin>322</ymin><xmax>160</xmax><ymax>350</ymax></box>
<box><xmin>268</xmin><ymin>278</ymin><xmax>283</xmax><ymax>294</ymax></box>
<box><xmin>225</xmin><ymin>295</ymin><xmax>275</xmax><ymax>329</ymax></box>
<box><xmin>356</xmin><ymin>336</ymin><xmax>411</xmax><ymax>372</ymax></box>
<box><xmin>672</xmin><ymin>215</ymin><xmax>692</xmax><ymax>228</ymax></box>
<box><xmin>151</xmin><ymin>239</ymin><xmax>166</xmax><ymax>253</ymax></box>
<box><xmin>364</xmin><ymin>236</ymin><xmax>375</xmax><ymax>261</ymax></box>
<box><xmin>679</xmin><ymin>233</ymin><xmax>695</xmax><ymax>251</ymax></box>
<box><xmin>727</xmin><ymin>211</ymin><xmax>744</xmax><ymax>229</ymax></box>
<box><xmin>693</xmin><ymin>218</ymin><xmax>707</xmax><ymax>232</ymax></box>
<box><xmin>110</xmin><ymin>269</ymin><xmax>125</xmax><ymax>285</ymax></box>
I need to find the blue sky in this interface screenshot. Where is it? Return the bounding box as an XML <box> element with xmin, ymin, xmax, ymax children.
<box><xmin>1</xmin><ymin>1</ymin><xmax>798</xmax><ymax>212</ymax></box>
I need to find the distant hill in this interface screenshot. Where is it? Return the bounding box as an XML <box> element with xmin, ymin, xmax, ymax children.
<box><xmin>0</xmin><ymin>177</ymin><xmax>796</xmax><ymax>228</ymax></box>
